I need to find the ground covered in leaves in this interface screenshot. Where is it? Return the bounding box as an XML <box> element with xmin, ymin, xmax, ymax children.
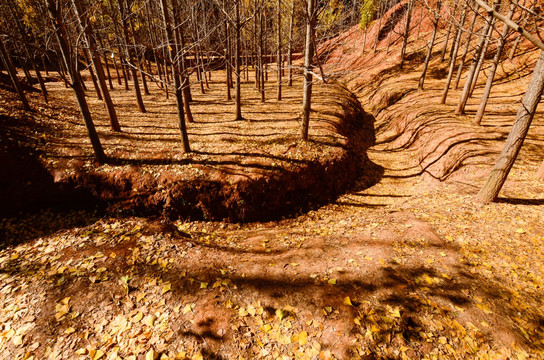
<box><xmin>2</xmin><ymin>15</ymin><xmax>544</xmax><ymax>360</ymax></box>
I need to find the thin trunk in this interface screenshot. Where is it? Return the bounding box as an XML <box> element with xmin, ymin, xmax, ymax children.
<box><xmin>454</xmin><ymin>11</ymin><xmax>478</xmax><ymax>90</ymax></box>
<box><xmin>119</xmin><ymin>0</ymin><xmax>146</xmax><ymax>112</ymax></box>
<box><xmin>235</xmin><ymin>0</ymin><xmax>243</xmax><ymax>120</ymax></box>
<box><xmin>287</xmin><ymin>0</ymin><xmax>295</xmax><ymax>86</ymax></box>
<box><xmin>82</xmin><ymin>49</ymin><xmax>102</xmax><ymax>100</ymax></box>
<box><xmin>441</xmin><ymin>4</ymin><xmax>458</xmax><ymax>62</ymax></box>
<box><xmin>0</xmin><ymin>37</ymin><xmax>30</xmax><ymax>110</ymax></box>
<box><xmin>301</xmin><ymin>0</ymin><xmax>315</xmax><ymax>141</ymax></box>
<box><xmin>373</xmin><ymin>14</ymin><xmax>382</xmax><ymax>54</ymax></box>
<box><xmin>7</xmin><ymin>0</ymin><xmax>49</xmax><ymax>103</ymax></box>
<box><xmin>468</xmin><ymin>19</ymin><xmax>495</xmax><ymax>97</ymax></box>
<box><xmin>159</xmin><ymin>0</ymin><xmax>190</xmax><ymax>152</ymax></box>
<box><xmin>225</xmin><ymin>21</ymin><xmax>232</xmax><ymax>101</ymax></box>
<box><xmin>455</xmin><ymin>0</ymin><xmax>499</xmax><ymax>115</ymax></box>
<box><xmin>259</xmin><ymin>5</ymin><xmax>265</xmax><ymax>102</ymax></box>
<box><xmin>46</xmin><ymin>0</ymin><xmax>106</xmax><ymax>163</ymax></box>
<box><xmin>477</xmin><ymin>50</ymin><xmax>544</xmax><ymax>203</ymax></box>
<box><xmin>277</xmin><ymin>0</ymin><xmax>282</xmax><ymax>100</ymax></box>
<box><xmin>474</xmin><ymin>3</ymin><xmax>515</xmax><ymax>125</ymax></box>
<box><xmin>440</xmin><ymin>3</ymin><xmax>467</xmax><ymax>103</ymax></box>
<box><xmin>419</xmin><ymin>1</ymin><xmax>442</xmax><ymax>90</ymax></box>
<box><xmin>399</xmin><ymin>0</ymin><xmax>414</xmax><ymax>70</ymax></box>
<box><xmin>73</xmin><ymin>0</ymin><xmax>120</xmax><ymax>131</ymax></box>
<box><xmin>508</xmin><ymin>2</ymin><xmax>535</xmax><ymax>60</ymax></box>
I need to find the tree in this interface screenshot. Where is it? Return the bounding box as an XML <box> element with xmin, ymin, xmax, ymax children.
<box><xmin>418</xmin><ymin>0</ymin><xmax>442</xmax><ymax>90</ymax></box>
<box><xmin>301</xmin><ymin>0</ymin><xmax>316</xmax><ymax>141</ymax></box>
<box><xmin>439</xmin><ymin>2</ymin><xmax>467</xmax><ymax>103</ymax></box>
<box><xmin>473</xmin><ymin>0</ymin><xmax>544</xmax><ymax>203</ymax></box>
<box><xmin>0</xmin><ymin>35</ymin><xmax>31</xmax><ymax>110</ymax></box>
<box><xmin>160</xmin><ymin>0</ymin><xmax>191</xmax><ymax>153</ymax></box>
<box><xmin>473</xmin><ymin>2</ymin><xmax>515</xmax><ymax>126</ymax></box>
<box><xmin>45</xmin><ymin>0</ymin><xmax>106</xmax><ymax>163</ymax></box>
<box><xmin>72</xmin><ymin>0</ymin><xmax>120</xmax><ymax>132</ymax></box>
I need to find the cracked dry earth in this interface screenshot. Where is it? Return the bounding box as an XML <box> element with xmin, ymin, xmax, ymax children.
<box><xmin>2</xmin><ymin>95</ymin><xmax>544</xmax><ymax>360</ymax></box>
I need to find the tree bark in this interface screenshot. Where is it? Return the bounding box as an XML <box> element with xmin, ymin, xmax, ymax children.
<box><xmin>455</xmin><ymin>0</ymin><xmax>500</xmax><ymax>115</ymax></box>
<box><xmin>468</xmin><ymin>19</ymin><xmax>495</xmax><ymax>97</ymax></box>
<box><xmin>46</xmin><ymin>0</ymin><xmax>106</xmax><ymax>163</ymax></box>
<box><xmin>454</xmin><ymin>10</ymin><xmax>478</xmax><ymax>90</ymax></box>
<box><xmin>73</xmin><ymin>0</ymin><xmax>120</xmax><ymax>132</ymax></box>
<box><xmin>276</xmin><ymin>0</ymin><xmax>282</xmax><ymax>100</ymax></box>
<box><xmin>301</xmin><ymin>0</ymin><xmax>315</xmax><ymax>141</ymax></box>
<box><xmin>0</xmin><ymin>36</ymin><xmax>31</xmax><ymax>111</ymax></box>
<box><xmin>234</xmin><ymin>0</ymin><xmax>243</xmax><ymax>120</ymax></box>
<box><xmin>287</xmin><ymin>0</ymin><xmax>295</xmax><ymax>86</ymax></box>
<box><xmin>474</xmin><ymin>3</ymin><xmax>515</xmax><ymax>125</ymax></box>
<box><xmin>440</xmin><ymin>3</ymin><xmax>467</xmax><ymax>103</ymax></box>
<box><xmin>118</xmin><ymin>0</ymin><xmax>146</xmax><ymax>113</ymax></box>
<box><xmin>440</xmin><ymin>4</ymin><xmax>457</xmax><ymax>62</ymax></box>
<box><xmin>399</xmin><ymin>0</ymin><xmax>414</xmax><ymax>70</ymax></box>
<box><xmin>418</xmin><ymin>1</ymin><xmax>441</xmax><ymax>90</ymax></box>
<box><xmin>159</xmin><ymin>0</ymin><xmax>191</xmax><ymax>153</ymax></box>
<box><xmin>477</xmin><ymin>50</ymin><xmax>544</xmax><ymax>203</ymax></box>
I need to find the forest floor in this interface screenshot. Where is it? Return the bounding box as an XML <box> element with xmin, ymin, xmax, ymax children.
<box><xmin>2</xmin><ymin>29</ymin><xmax>544</xmax><ymax>360</ymax></box>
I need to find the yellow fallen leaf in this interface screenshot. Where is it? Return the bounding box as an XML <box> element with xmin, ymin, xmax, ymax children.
<box><xmin>220</xmin><ymin>269</ymin><xmax>227</xmax><ymax>275</ymax></box>
<box><xmin>182</xmin><ymin>304</ymin><xmax>192</xmax><ymax>315</ymax></box>
<box><xmin>247</xmin><ymin>305</ymin><xmax>256</xmax><ymax>316</ymax></box>
<box><xmin>343</xmin><ymin>297</ymin><xmax>353</xmax><ymax>306</ymax></box>
<box><xmin>327</xmin><ymin>278</ymin><xmax>337</xmax><ymax>285</ymax></box>
<box><xmin>192</xmin><ymin>352</ymin><xmax>203</xmax><ymax>360</ymax></box>
<box><xmin>291</xmin><ymin>331</ymin><xmax>308</xmax><ymax>345</ymax></box>
<box><xmin>64</xmin><ymin>327</ymin><xmax>76</xmax><ymax>335</ymax></box>
<box><xmin>239</xmin><ymin>308</ymin><xmax>248</xmax><ymax>317</ymax></box>
<box><xmin>133</xmin><ymin>311</ymin><xmax>143</xmax><ymax>322</ymax></box>
<box><xmin>516</xmin><ymin>228</ymin><xmax>526</xmax><ymax>234</ymax></box>
<box><xmin>146</xmin><ymin>349</ymin><xmax>158</xmax><ymax>360</ymax></box>
<box><xmin>390</xmin><ymin>308</ymin><xmax>401</xmax><ymax>318</ymax></box>
<box><xmin>12</xmin><ymin>335</ymin><xmax>23</xmax><ymax>346</ymax></box>
<box><xmin>91</xmin><ymin>349</ymin><xmax>105</xmax><ymax>360</ymax></box>
<box><xmin>162</xmin><ymin>282</ymin><xmax>171</xmax><ymax>294</ymax></box>
<box><xmin>262</xmin><ymin>324</ymin><xmax>272</xmax><ymax>333</ymax></box>
<box><xmin>354</xmin><ymin>317</ymin><xmax>361</xmax><ymax>325</ymax></box>
<box><xmin>200</xmin><ymin>282</ymin><xmax>208</xmax><ymax>289</ymax></box>
<box><xmin>143</xmin><ymin>314</ymin><xmax>156</xmax><ymax>327</ymax></box>
<box><xmin>276</xmin><ymin>308</ymin><xmax>286</xmax><ymax>320</ymax></box>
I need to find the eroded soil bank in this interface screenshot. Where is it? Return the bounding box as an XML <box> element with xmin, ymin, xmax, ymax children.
<box><xmin>1</xmin><ymin>77</ymin><xmax>378</xmax><ymax>222</ymax></box>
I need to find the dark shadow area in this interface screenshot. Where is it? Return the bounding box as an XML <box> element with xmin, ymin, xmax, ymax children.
<box><xmin>495</xmin><ymin>197</ymin><xmax>544</xmax><ymax>206</ymax></box>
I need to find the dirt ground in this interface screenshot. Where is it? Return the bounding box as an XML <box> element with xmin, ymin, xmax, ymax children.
<box><xmin>1</xmin><ymin>9</ymin><xmax>544</xmax><ymax>360</ymax></box>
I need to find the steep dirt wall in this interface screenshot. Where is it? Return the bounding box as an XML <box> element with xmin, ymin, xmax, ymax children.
<box><xmin>1</xmin><ymin>84</ymin><xmax>376</xmax><ymax>222</ymax></box>
<box><xmin>62</xmin><ymin>85</ymin><xmax>374</xmax><ymax>222</ymax></box>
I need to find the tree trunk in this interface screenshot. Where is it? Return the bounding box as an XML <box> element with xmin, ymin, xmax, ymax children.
<box><xmin>73</xmin><ymin>0</ymin><xmax>120</xmax><ymax>132</ymax></box>
<box><xmin>440</xmin><ymin>3</ymin><xmax>467</xmax><ymax>103</ymax></box>
<box><xmin>508</xmin><ymin>2</ymin><xmax>536</xmax><ymax>60</ymax></box>
<box><xmin>468</xmin><ymin>19</ymin><xmax>495</xmax><ymax>97</ymax></box>
<box><xmin>477</xmin><ymin>50</ymin><xmax>544</xmax><ymax>203</ymax></box>
<box><xmin>0</xmin><ymin>37</ymin><xmax>30</xmax><ymax>110</ymax></box>
<box><xmin>474</xmin><ymin>3</ymin><xmax>515</xmax><ymax>125</ymax></box>
<box><xmin>259</xmin><ymin>5</ymin><xmax>265</xmax><ymax>102</ymax></box>
<box><xmin>454</xmin><ymin>11</ymin><xmax>478</xmax><ymax>90</ymax></box>
<box><xmin>7</xmin><ymin>0</ymin><xmax>49</xmax><ymax>103</ymax></box>
<box><xmin>301</xmin><ymin>0</ymin><xmax>315</xmax><ymax>141</ymax></box>
<box><xmin>159</xmin><ymin>0</ymin><xmax>190</xmax><ymax>153</ymax></box>
<box><xmin>118</xmin><ymin>0</ymin><xmax>146</xmax><ymax>113</ymax></box>
<box><xmin>287</xmin><ymin>0</ymin><xmax>295</xmax><ymax>86</ymax></box>
<box><xmin>234</xmin><ymin>0</ymin><xmax>243</xmax><ymax>120</ymax></box>
<box><xmin>46</xmin><ymin>0</ymin><xmax>106</xmax><ymax>163</ymax></box>
<box><xmin>440</xmin><ymin>4</ymin><xmax>457</xmax><ymax>62</ymax></box>
<box><xmin>418</xmin><ymin>1</ymin><xmax>441</xmax><ymax>90</ymax></box>
<box><xmin>455</xmin><ymin>0</ymin><xmax>499</xmax><ymax>115</ymax></box>
<box><xmin>225</xmin><ymin>21</ymin><xmax>232</xmax><ymax>101</ymax></box>
<box><xmin>399</xmin><ymin>0</ymin><xmax>414</xmax><ymax>70</ymax></box>
<box><xmin>373</xmin><ymin>9</ymin><xmax>382</xmax><ymax>54</ymax></box>
<box><xmin>277</xmin><ymin>0</ymin><xmax>282</xmax><ymax>100</ymax></box>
